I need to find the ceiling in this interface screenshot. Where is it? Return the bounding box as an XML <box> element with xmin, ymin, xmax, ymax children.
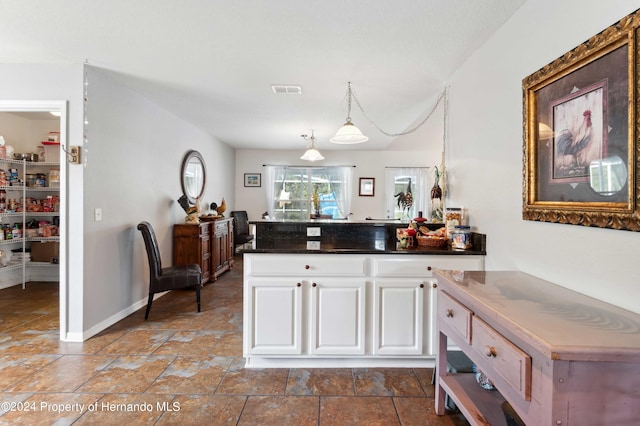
<box><xmin>0</xmin><ymin>0</ymin><xmax>526</xmax><ymax>151</ymax></box>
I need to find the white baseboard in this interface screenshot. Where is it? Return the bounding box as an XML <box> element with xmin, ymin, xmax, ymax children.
<box><xmin>243</xmin><ymin>356</ymin><xmax>436</xmax><ymax>369</ymax></box>
<box><xmin>61</xmin><ymin>292</ymin><xmax>167</xmax><ymax>342</ymax></box>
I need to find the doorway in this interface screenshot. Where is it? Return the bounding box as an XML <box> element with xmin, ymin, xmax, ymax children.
<box><xmin>0</xmin><ymin>100</ymin><xmax>67</xmax><ymax>340</ymax></box>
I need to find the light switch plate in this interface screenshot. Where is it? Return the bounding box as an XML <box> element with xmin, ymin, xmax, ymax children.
<box><xmin>307</xmin><ymin>227</ymin><xmax>321</xmax><ymax>237</ymax></box>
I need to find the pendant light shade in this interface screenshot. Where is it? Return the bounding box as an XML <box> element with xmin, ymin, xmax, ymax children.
<box><xmin>330</xmin><ymin>119</ymin><xmax>368</xmax><ymax>144</ymax></box>
<box><xmin>300</xmin><ymin>130</ymin><xmax>324</xmax><ymax>161</ymax></box>
<box><xmin>330</xmin><ymin>82</ymin><xmax>368</xmax><ymax>144</ymax></box>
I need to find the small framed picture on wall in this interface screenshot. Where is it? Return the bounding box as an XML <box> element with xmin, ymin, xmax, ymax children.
<box><xmin>359</xmin><ymin>177</ymin><xmax>375</xmax><ymax>196</ymax></box>
<box><xmin>244</xmin><ymin>173</ymin><xmax>261</xmax><ymax>187</ymax></box>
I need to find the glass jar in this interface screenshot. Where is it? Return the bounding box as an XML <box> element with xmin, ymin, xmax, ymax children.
<box><xmin>451</xmin><ymin>225</ymin><xmax>472</xmax><ymax>250</ymax></box>
<box><xmin>445</xmin><ymin>207</ymin><xmax>462</xmax><ymax>239</ymax></box>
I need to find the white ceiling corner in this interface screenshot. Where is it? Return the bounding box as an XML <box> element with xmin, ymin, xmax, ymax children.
<box><xmin>0</xmin><ymin>0</ymin><xmax>527</xmax><ymax>151</ymax></box>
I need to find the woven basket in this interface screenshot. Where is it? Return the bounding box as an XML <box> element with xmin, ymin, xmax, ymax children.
<box><xmin>416</xmin><ymin>235</ymin><xmax>447</xmax><ymax>248</ymax></box>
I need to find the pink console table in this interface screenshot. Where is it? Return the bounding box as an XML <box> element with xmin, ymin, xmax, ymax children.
<box><xmin>435</xmin><ymin>270</ymin><xmax>640</xmax><ymax>425</ymax></box>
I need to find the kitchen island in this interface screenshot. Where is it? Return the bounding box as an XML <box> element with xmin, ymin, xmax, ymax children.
<box><xmin>243</xmin><ymin>219</ymin><xmax>486</xmax><ymax>368</ymax></box>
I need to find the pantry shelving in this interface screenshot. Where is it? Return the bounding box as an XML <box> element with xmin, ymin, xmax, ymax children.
<box><xmin>0</xmin><ymin>157</ymin><xmax>60</xmax><ymax>289</ymax></box>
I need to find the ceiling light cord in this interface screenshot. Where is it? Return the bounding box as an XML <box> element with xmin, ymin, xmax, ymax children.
<box><xmin>350</xmin><ymin>86</ymin><xmax>447</xmax><ymax>137</ymax></box>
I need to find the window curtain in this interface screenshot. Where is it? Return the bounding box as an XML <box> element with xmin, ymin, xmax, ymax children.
<box><xmin>264</xmin><ymin>165</ymin><xmax>286</xmax><ymax>218</ymax></box>
<box><xmin>384</xmin><ymin>167</ymin><xmax>430</xmax><ymax>220</ymax></box>
<box><xmin>325</xmin><ymin>166</ymin><xmax>353</xmax><ymax>218</ymax></box>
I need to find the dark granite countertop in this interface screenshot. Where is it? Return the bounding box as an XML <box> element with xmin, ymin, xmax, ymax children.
<box><xmin>244</xmin><ymin>245</ymin><xmax>486</xmax><ymax>255</ymax></box>
<box><xmin>247</xmin><ymin>219</ymin><xmax>486</xmax><ymax>255</ymax></box>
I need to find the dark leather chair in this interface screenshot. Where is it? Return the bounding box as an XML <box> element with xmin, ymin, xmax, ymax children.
<box><xmin>137</xmin><ymin>221</ymin><xmax>201</xmax><ymax>319</ymax></box>
<box><xmin>230</xmin><ymin>210</ymin><xmax>254</xmax><ymax>252</ymax></box>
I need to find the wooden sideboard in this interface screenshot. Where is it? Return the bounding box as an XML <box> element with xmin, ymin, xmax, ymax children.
<box><xmin>434</xmin><ymin>270</ymin><xmax>640</xmax><ymax>426</ymax></box>
<box><xmin>173</xmin><ymin>218</ymin><xmax>234</xmax><ymax>284</ymax></box>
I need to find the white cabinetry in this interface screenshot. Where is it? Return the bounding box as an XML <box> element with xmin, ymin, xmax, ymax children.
<box><xmin>372</xmin><ymin>256</ymin><xmax>484</xmax><ymax>357</ymax></box>
<box><xmin>0</xmin><ymin>158</ymin><xmax>60</xmax><ymax>289</ymax></box>
<box><xmin>310</xmin><ymin>279</ymin><xmax>366</xmax><ymax>355</ymax></box>
<box><xmin>243</xmin><ymin>253</ymin><xmax>484</xmax><ymax>368</ymax></box>
<box><xmin>372</xmin><ymin>279</ymin><xmax>425</xmax><ymax>355</ymax></box>
<box><xmin>246</xmin><ymin>279</ymin><xmax>303</xmax><ymax>355</ymax></box>
<box><xmin>244</xmin><ymin>254</ymin><xmax>367</xmax><ymax>360</ymax></box>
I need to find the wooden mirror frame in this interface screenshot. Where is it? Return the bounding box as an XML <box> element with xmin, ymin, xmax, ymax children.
<box><xmin>180</xmin><ymin>150</ymin><xmax>206</xmax><ymax>204</ymax></box>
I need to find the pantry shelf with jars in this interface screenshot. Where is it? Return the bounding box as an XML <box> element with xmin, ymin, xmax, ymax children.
<box><xmin>0</xmin><ymin>156</ymin><xmax>60</xmax><ymax>289</ymax></box>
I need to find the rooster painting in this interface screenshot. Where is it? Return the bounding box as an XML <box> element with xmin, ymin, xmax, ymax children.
<box><xmin>553</xmin><ymin>84</ymin><xmax>605</xmax><ymax>179</ymax></box>
<box><xmin>554</xmin><ymin>107</ymin><xmax>603</xmax><ymax>178</ymax></box>
<box><xmin>556</xmin><ymin>110</ymin><xmax>592</xmax><ymax>162</ymax></box>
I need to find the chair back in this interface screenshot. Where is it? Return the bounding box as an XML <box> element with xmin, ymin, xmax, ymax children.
<box><xmin>137</xmin><ymin>221</ymin><xmax>162</xmax><ymax>278</ymax></box>
<box><xmin>231</xmin><ymin>211</ymin><xmax>250</xmax><ymax>236</ymax></box>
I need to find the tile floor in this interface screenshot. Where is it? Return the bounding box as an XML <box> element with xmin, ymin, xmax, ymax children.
<box><xmin>0</xmin><ymin>256</ymin><xmax>469</xmax><ymax>425</ymax></box>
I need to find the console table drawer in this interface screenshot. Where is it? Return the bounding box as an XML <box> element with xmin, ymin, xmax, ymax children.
<box><xmin>471</xmin><ymin>316</ymin><xmax>531</xmax><ymax>401</ymax></box>
<box><xmin>437</xmin><ymin>291</ymin><xmax>472</xmax><ymax>345</ymax></box>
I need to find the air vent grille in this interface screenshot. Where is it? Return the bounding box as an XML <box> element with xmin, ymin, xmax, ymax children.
<box><xmin>272</xmin><ymin>85</ymin><xmax>302</xmax><ymax>95</ymax></box>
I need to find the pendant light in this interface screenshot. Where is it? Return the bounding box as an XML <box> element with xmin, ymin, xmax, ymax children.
<box><xmin>330</xmin><ymin>82</ymin><xmax>369</xmax><ymax>144</ymax></box>
<box><xmin>300</xmin><ymin>130</ymin><xmax>324</xmax><ymax>161</ymax></box>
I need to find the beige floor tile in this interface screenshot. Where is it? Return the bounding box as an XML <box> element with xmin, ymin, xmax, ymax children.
<box><xmin>77</xmin><ymin>355</ymin><xmax>175</xmax><ymax>393</ymax></box>
<box><xmin>73</xmin><ymin>393</ymin><xmax>169</xmax><ymax>425</ymax></box>
<box><xmin>97</xmin><ymin>329</ymin><xmax>175</xmax><ymax>355</ymax></box>
<box><xmin>353</xmin><ymin>368</ymin><xmax>425</xmax><ymax>397</ymax></box>
<box><xmin>210</xmin><ymin>331</ymin><xmax>242</xmax><ymax>356</ymax></box>
<box><xmin>10</xmin><ymin>354</ymin><xmax>116</xmax><ymax>392</ymax></box>
<box><xmin>320</xmin><ymin>396</ymin><xmax>400</xmax><ymax>425</ymax></box>
<box><xmin>145</xmin><ymin>355</ymin><xmax>233</xmax><ymax>394</ymax></box>
<box><xmin>156</xmin><ymin>394</ymin><xmax>247</xmax><ymax>425</ymax></box>
<box><xmin>216</xmin><ymin>367</ymin><xmax>289</xmax><ymax>395</ymax></box>
<box><xmin>394</xmin><ymin>396</ymin><xmax>465</xmax><ymax>426</ymax></box>
<box><xmin>153</xmin><ymin>330</ymin><xmax>222</xmax><ymax>356</ymax></box>
<box><xmin>0</xmin><ymin>392</ymin><xmax>100</xmax><ymax>426</ymax></box>
<box><xmin>286</xmin><ymin>368</ymin><xmax>355</xmax><ymax>396</ymax></box>
<box><xmin>0</xmin><ymin>354</ymin><xmax>59</xmax><ymax>390</ymax></box>
<box><xmin>239</xmin><ymin>395</ymin><xmax>319</xmax><ymax>426</ymax></box>
<box><xmin>0</xmin><ymin>331</ymin><xmax>61</xmax><ymax>354</ymax></box>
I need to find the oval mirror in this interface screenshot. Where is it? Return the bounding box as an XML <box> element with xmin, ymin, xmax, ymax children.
<box><xmin>181</xmin><ymin>150</ymin><xmax>206</xmax><ymax>204</ymax></box>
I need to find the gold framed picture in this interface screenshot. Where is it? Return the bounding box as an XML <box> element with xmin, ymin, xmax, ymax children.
<box><xmin>522</xmin><ymin>9</ymin><xmax>640</xmax><ymax>231</ymax></box>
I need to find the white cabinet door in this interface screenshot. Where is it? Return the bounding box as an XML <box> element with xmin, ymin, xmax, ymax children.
<box><xmin>245</xmin><ymin>279</ymin><xmax>302</xmax><ymax>355</ymax></box>
<box><xmin>309</xmin><ymin>279</ymin><xmax>366</xmax><ymax>355</ymax></box>
<box><xmin>373</xmin><ymin>279</ymin><xmax>427</xmax><ymax>355</ymax></box>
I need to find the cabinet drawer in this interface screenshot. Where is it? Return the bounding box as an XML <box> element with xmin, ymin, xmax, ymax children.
<box><xmin>246</xmin><ymin>254</ymin><xmax>367</xmax><ymax>276</ymax></box>
<box><xmin>374</xmin><ymin>256</ymin><xmax>483</xmax><ymax>277</ymax></box>
<box><xmin>215</xmin><ymin>221</ymin><xmax>228</xmax><ymax>235</ymax></box>
<box><xmin>471</xmin><ymin>316</ymin><xmax>531</xmax><ymax>401</ymax></box>
<box><xmin>437</xmin><ymin>291</ymin><xmax>472</xmax><ymax>345</ymax></box>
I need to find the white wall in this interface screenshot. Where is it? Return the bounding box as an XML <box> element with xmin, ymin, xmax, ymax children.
<box><xmin>447</xmin><ymin>1</ymin><xmax>640</xmax><ymax>312</ymax></box>
<box><xmin>82</xmin><ymin>67</ymin><xmax>235</xmax><ymax>337</ymax></box>
<box><xmin>0</xmin><ymin>113</ymin><xmax>60</xmax><ymax>153</ymax></box>
<box><xmin>235</xmin><ymin>147</ymin><xmax>443</xmax><ymax>222</ymax></box>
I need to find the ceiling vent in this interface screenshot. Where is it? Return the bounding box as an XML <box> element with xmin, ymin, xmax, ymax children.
<box><xmin>272</xmin><ymin>85</ymin><xmax>302</xmax><ymax>95</ymax></box>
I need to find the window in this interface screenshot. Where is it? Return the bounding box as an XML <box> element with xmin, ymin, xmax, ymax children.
<box><xmin>384</xmin><ymin>167</ymin><xmax>429</xmax><ymax>220</ymax></box>
<box><xmin>264</xmin><ymin>166</ymin><xmax>353</xmax><ymax>220</ymax></box>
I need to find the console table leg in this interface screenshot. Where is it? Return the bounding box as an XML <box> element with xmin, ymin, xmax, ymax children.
<box><xmin>435</xmin><ymin>330</ymin><xmax>447</xmax><ymax>415</ymax></box>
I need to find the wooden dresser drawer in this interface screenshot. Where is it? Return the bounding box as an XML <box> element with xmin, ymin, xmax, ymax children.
<box><xmin>471</xmin><ymin>316</ymin><xmax>531</xmax><ymax>401</ymax></box>
<box><xmin>247</xmin><ymin>254</ymin><xmax>367</xmax><ymax>276</ymax></box>
<box><xmin>437</xmin><ymin>291</ymin><xmax>472</xmax><ymax>345</ymax></box>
